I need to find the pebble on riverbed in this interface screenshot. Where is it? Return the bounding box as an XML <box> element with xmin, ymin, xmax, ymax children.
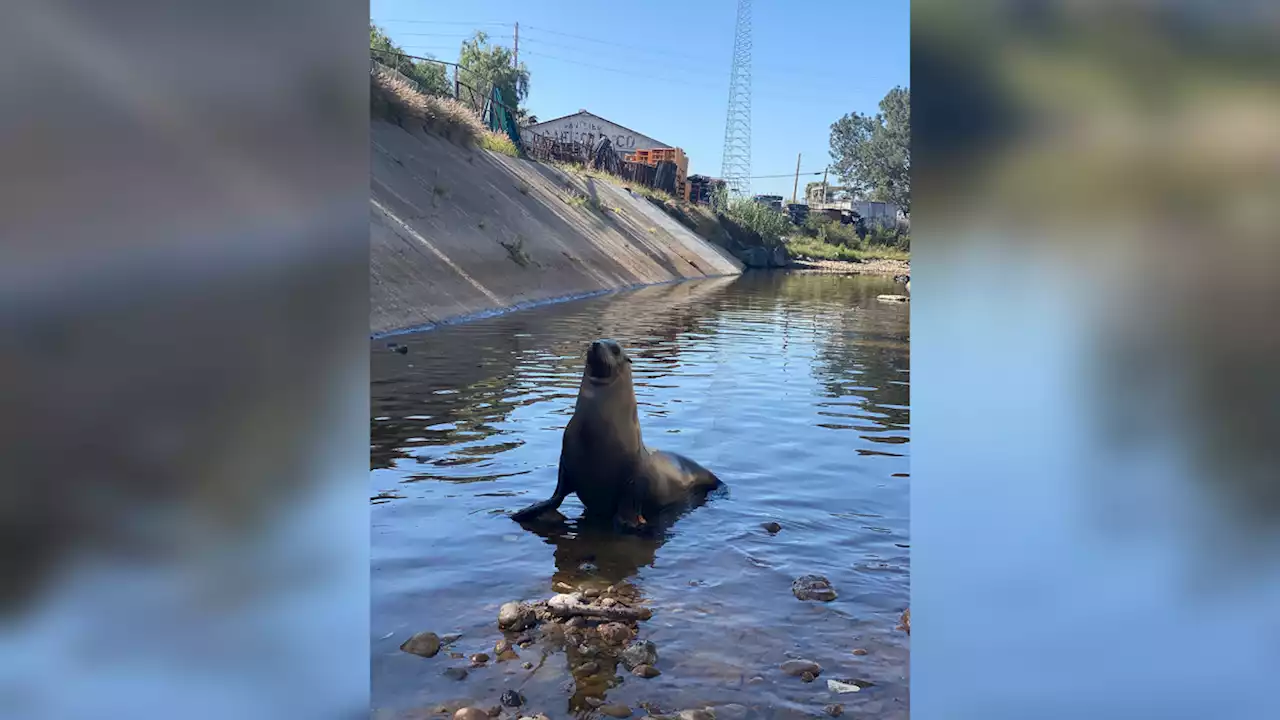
<box><xmin>792</xmin><ymin>575</ymin><xmax>838</xmax><ymax>602</ymax></box>
<box><xmin>823</xmin><ymin>704</ymin><xmax>844</xmax><ymax>717</ymax></box>
<box><xmin>500</xmin><ymin>689</ymin><xmax>524</xmax><ymax>708</ymax></box>
<box><xmin>399</xmin><ymin>631</ymin><xmax>441</xmax><ymax>658</ymax></box>
<box><xmin>597</xmin><ymin>622</ymin><xmax>633</xmax><ymax>646</ymax></box>
<box><xmin>632</xmin><ymin>664</ymin><xmax>661</xmax><ymax>678</ymax></box>
<box><xmin>781</xmin><ymin>659</ymin><xmax>823</xmax><ymax>677</ymax></box>
<box><xmin>442</xmin><ymin>667</ymin><xmax>468</xmax><ymax>681</ymax></box>
<box><xmin>599</xmin><ymin>705</ymin><xmax>632</xmax><ymax>718</ymax></box>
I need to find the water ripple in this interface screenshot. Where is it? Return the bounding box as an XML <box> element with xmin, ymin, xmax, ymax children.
<box><xmin>371</xmin><ymin>273</ymin><xmax>910</xmax><ymax>718</ymax></box>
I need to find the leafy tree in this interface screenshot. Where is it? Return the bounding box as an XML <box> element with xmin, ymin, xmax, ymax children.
<box><xmin>457</xmin><ymin>31</ymin><xmax>530</xmax><ymax>117</ymax></box>
<box><xmin>370</xmin><ymin>23</ymin><xmax>449</xmax><ymax>96</ymax></box>
<box><xmin>829</xmin><ymin>86</ymin><xmax>910</xmax><ymax>212</ymax></box>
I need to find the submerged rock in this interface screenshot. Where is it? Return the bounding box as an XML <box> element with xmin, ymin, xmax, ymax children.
<box><xmin>500</xmin><ymin>690</ymin><xmax>524</xmax><ymax>708</ymax></box>
<box><xmin>823</xmin><ymin>704</ymin><xmax>844</xmax><ymax>717</ymax></box>
<box><xmin>781</xmin><ymin>659</ymin><xmax>822</xmax><ymax>677</ymax></box>
<box><xmin>620</xmin><ymin>640</ymin><xmax>658</xmax><ymax>669</ymax></box>
<box><xmin>632</xmin><ymin>663</ymin><xmax>661</xmax><ymax>678</ymax></box>
<box><xmin>677</xmin><ymin>710</ymin><xmax>715</xmax><ymax>720</ymax></box>
<box><xmin>399</xmin><ymin>631</ymin><xmax>441</xmax><ymax>658</ymax></box>
<box><xmin>597</xmin><ymin>622</ymin><xmax>633</xmax><ymax>646</ymax></box>
<box><xmin>599</xmin><ymin>705</ymin><xmax>632</xmax><ymax>718</ymax></box>
<box><xmin>792</xmin><ymin>575</ymin><xmax>838</xmax><ymax>602</ymax></box>
<box><xmin>852</xmin><ymin>648</ymin><xmax>868</xmax><ymax>656</ymax></box>
<box><xmin>470</xmin><ymin>653</ymin><xmax>490</xmax><ymax>664</ymax></box>
<box><xmin>442</xmin><ymin>667</ymin><xmax>468</xmax><ymax>681</ymax></box>
<box><xmin>801</xmin><ymin>671</ymin><xmax>816</xmax><ymax>683</ymax></box>
<box><xmin>762</xmin><ymin>521</ymin><xmax>782</xmax><ymax>534</ymax></box>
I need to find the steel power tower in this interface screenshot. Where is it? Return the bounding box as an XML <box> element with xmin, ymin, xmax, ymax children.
<box><xmin>720</xmin><ymin>0</ymin><xmax>752</xmax><ymax>197</ymax></box>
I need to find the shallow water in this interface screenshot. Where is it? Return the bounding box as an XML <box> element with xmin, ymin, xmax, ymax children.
<box><xmin>371</xmin><ymin>272</ymin><xmax>910</xmax><ymax>719</ymax></box>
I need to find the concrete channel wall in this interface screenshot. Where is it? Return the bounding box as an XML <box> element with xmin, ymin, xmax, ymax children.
<box><xmin>370</xmin><ymin>119</ymin><xmax>743</xmax><ymax>336</ymax></box>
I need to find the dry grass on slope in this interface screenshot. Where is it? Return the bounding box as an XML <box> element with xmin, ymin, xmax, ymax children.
<box><xmin>370</xmin><ymin>68</ymin><xmax>517</xmax><ymax>156</ymax></box>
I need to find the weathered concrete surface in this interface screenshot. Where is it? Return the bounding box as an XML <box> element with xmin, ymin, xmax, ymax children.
<box><xmin>370</xmin><ymin>120</ymin><xmax>742</xmax><ymax>335</ymax></box>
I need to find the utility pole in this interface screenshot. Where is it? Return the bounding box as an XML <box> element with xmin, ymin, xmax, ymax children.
<box><xmin>513</xmin><ymin>22</ymin><xmax>519</xmax><ymax>67</ymax></box>
<box><xmin>791</xmin><ymin>153</ymin><xmax>801</xmax><ymax>204</ymax></box>
<box><xmin>820</xmin><ymin>166</ymin><xmax>829</xmax><ymax>204</ymax></box>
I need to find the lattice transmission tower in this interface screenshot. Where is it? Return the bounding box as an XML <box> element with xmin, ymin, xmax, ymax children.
<box><xmin>719</xmin><ymin>0</ymin><xmax>752</xmax><ymax>197</ymax></box>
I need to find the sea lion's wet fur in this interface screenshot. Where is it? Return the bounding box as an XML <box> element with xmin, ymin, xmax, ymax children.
<box><xmin>511</xmin><ymin>339</ymin><xmax>722</xmax><ymax>531</ymax></box>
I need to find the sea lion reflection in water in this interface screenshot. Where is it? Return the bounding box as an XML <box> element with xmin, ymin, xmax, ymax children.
<box><xmin>511</xmin><ymin>338</ymin><xmax>724</xmax><ymax>533</ymax></box>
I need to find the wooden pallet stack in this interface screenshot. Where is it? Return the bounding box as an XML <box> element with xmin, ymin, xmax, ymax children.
<box><xmin>625</xmin><ymin>147</ymin><xmax>690</xmax><ymax>201</ymax></box>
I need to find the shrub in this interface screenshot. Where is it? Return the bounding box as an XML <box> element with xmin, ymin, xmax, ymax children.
<box><xmin>803</xmin><ymin>213</ymin><xmax>862</xmax><ymax>248</ymax></box>
<box><xmin>724</xmin><ymin>198</ymin><xmax>794</xmax><ymax>246</ymax></box>
<box><xmin>478</xmin><ymin>130</ymin><xmax>519</xmax><ymax>157</ymax></box>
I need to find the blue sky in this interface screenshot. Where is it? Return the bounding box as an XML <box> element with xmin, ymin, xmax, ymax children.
<box><xmin>371</xmin><ymin>1</ymin><xmax>909</xmax><ymax>199</ymax></box>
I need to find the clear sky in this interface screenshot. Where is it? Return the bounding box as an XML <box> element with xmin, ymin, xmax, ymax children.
<box><xmin>370</xmin><ymin>1</ymin><xmax>909</xmax><ymax>200</ymax></box>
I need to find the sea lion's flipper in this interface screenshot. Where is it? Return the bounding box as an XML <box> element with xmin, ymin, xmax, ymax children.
<box><xmin>613</xmin><ymin>475</ymin><xmax>654</xmax><ymax>535</ymax></box>
<box><xmin>511</xmin><ymin>466</ymin><xmax>572</xmax><ymax>523</ymax></box>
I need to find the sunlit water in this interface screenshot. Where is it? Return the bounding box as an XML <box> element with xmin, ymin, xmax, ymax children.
<box><xmin>371</xmin><ymin>273</ymin><xmax>910</xmax><ymax>719</ymax></box>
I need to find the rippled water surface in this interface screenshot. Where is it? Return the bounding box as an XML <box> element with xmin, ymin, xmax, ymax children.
<box><xmin>371</xmin><ymin>273</ymin><xmax>910</xmax><ymax>719</ymax></box>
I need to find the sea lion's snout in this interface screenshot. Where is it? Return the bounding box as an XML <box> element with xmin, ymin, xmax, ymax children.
<box><xmin>586</xmin><ymin>338</ymin><xmax>629</xmax><ymax>382</ymax></box>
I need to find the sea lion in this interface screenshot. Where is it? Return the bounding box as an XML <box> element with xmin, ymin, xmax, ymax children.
<box><xmin>511</xmin><ymin>338</ymin><xmax>723</xmax><ymax>532</ymax></box>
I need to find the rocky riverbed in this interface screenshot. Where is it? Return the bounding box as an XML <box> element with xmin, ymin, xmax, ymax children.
<box><xmin>788</xmin><ymin>258</ymin><xmax>910</xmax><ymax>277</ymax></box>
<box><xmin>387</xmin><ymin>577</ymin><xmax>909</xmax><ymax>720</ymax></box>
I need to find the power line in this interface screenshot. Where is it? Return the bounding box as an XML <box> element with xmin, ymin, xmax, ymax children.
<box><xmin>379</xmin><ymin>18</ymin><xmax>870</xmax><ymax>86</ymax></box>
<box><xmin>519</xmin><ymin>50</ymin><xmax>720</xmax><ymax>90</ymax></box>
<box><xmin>389</xmin><ymin>31</ymin><xmax>513</xmax><ymax>38</ymax></box>
<box><xmin>372</xmin><ymin>19</ymin><xmax>508</xmax><ymax>26</ymax></box>
<box><xmin>520</xmin><ymin>24</ymin><xmax>709</xmax><ymax>63</ymax></box>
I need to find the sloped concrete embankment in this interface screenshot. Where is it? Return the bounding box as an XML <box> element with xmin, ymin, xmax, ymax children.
<box><xmin>370</xmin><ymin>119</ymin><xmax>743</xmax><ymax>336</ymax></box>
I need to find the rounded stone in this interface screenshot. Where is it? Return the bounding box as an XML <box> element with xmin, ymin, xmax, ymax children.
<box><xmin>780</xmin><ymin>659</ymin><xmax>822</xmax><ymax>677</ymax></box>
<box><xmin>454</xmin><ymin>709</ymin><xmax>488</xmax><ymax>720</ymax></box>
<box><xmin>620</xmin><ymin>640</ymin><xmax>658</xmax><ymax>669</ymax></box>
<box><xmin>399</xmin><ymin>631</ymin><xmax>442</xmax><ymax>658</ymax></box>
<box><xmin>470</xmin><ymin>653</ymin><xmax>490</xmax><ymax>664</ymax></box>
<box><xmin>498</xmin><ymin>602</ymin><xmax>536</xmax><ymax>631</ymax></box>
<box><xmin>632</xmin><ymin>664</ymin><xmax>661</xmax><ymax>679</ymax></box>
<box><xmin>762</xmin><ymin>521</ymin><xmax>782</xmax><ymax>534</ymax></box>
<box><xmin>824</xmin><ymin>704</ymin><xmax>844</xmax><ymax>717</ymax></box>
<box><xmin>597</xmin><ymin>622</ymin><xmax>633</xmax><ymax>645</ymax></box>
<box><xmin>792</xmin><ymin>575</ymin><xmax>838</xmax><ymax>602</ymax></box>
<box><xmin>599</xmin><ymin>705</ymin><xmax>632</xmax><ymax>718</ymax></box>
<box><xmin>443</xmin><ymin>667</ymin><xmax>468</xmax><ymax>681</ymax></box>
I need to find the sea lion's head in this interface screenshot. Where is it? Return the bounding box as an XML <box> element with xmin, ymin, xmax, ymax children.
<box><xmin>584</xmin><ymin>338</ymin><xmax>632</xmax><ymax>385</ymax></box>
